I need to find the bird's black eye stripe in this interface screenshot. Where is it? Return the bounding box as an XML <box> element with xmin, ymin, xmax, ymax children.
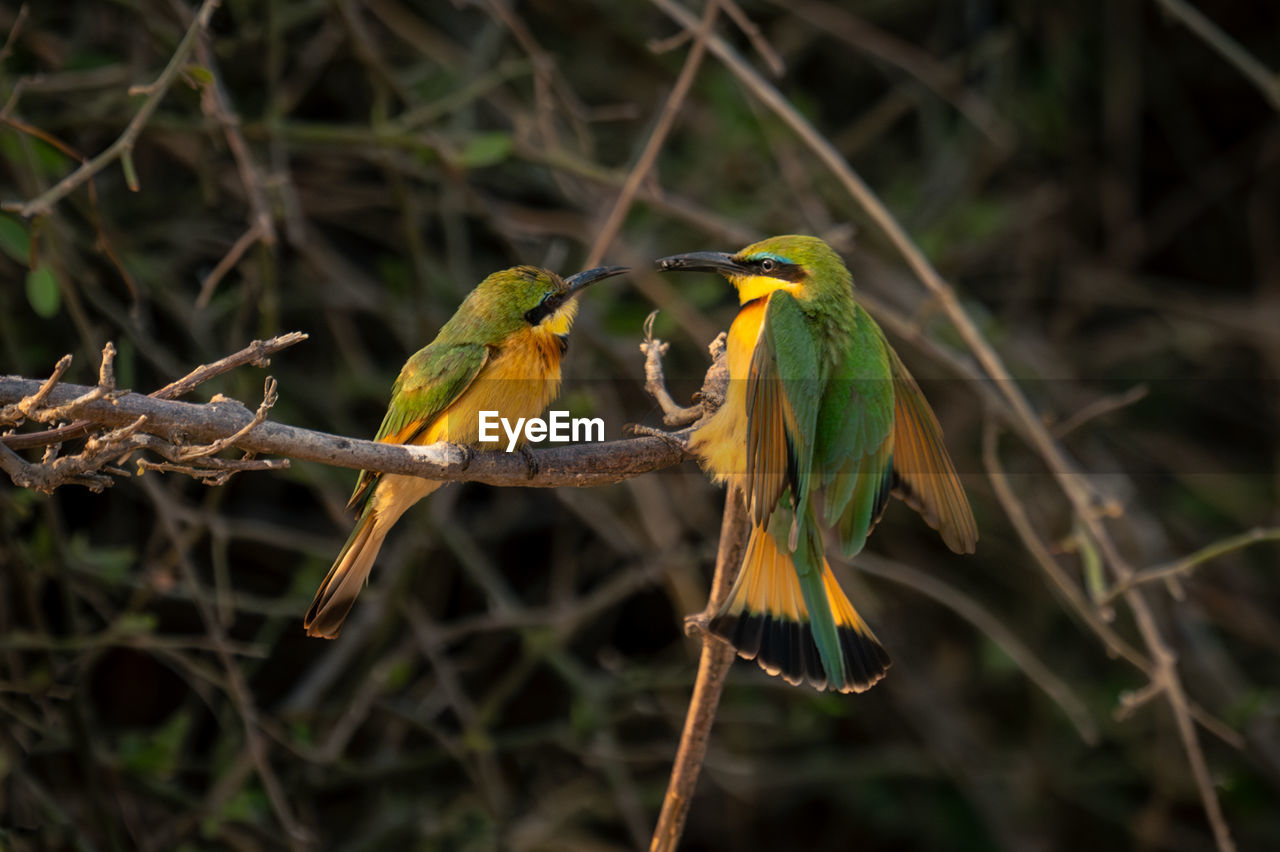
<box><xmin>751</xmin><ymin>257</ymin><xmax>804</xmax><ymax>282</ymax></box>
<box><xmin>524</xmin><ymin>292</ymin><xmax>562</xmax><ymax>325</ymax></box>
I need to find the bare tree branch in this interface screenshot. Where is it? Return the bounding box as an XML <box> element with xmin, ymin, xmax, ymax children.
<box><xmin>0</xmin><ymin>330</ymin><xmax>729</xmax><ymax>494</ymax></box>
<box><xmin>0</xmin><ymin>371</ymin><xmax>700</xmax><ymax>491</ymax></box>
<box><xmin>650</xmin><ymin>490</ymin><xmax>747</xmax><ymax>852</ymax></box>
<box><xmin>2</xmin><ymin>332</ymin><xmax>308</xmax><ymax>451</ymax></box>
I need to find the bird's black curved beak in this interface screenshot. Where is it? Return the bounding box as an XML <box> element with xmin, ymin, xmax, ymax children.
<box><xmin>654</xmin><ymin>251</ymin><xmax>744</xmax><ymax>276</ymax></box>
<box><xmin>565</xmin><ymin>265</ymin><xmax>629</xmax><ymax>295</ymax></box>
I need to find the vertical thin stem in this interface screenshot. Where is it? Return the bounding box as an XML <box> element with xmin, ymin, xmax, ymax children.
<box><xmin>650</xmin><ymin>492</ymin><xmax>748</xmax><ymax>852</ymax></box>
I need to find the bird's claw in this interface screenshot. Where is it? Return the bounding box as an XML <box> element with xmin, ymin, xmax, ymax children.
<box><xmin>626</xmin><ymin>423</ymin><xmax>690</xmax><ymax>454</ymax></box>
<box><xmin>683</xmin><ymin>614</ymin><xmax>710</xmax><ymax>637</ymax></box>
<box><xmin>699</xmin><ymin>384</ymin><xmax>725</xmax><ymax>411</ymax></box>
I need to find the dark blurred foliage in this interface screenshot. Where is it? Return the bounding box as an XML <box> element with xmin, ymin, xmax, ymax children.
<box><xmin>2</xmin><ymin>0</ymin><xmax>1279</xmax><ymax>850</ymax></box>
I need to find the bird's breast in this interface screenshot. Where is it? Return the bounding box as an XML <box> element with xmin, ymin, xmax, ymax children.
<box><xmin>690</xmin><ymin>298</ymin><xmax>768</xmax><ymax>483</ymax></box>
<box><xmin>424</xmin><ymin>326</ymin><xmax>566</xmax><ymax>447</ymax></box>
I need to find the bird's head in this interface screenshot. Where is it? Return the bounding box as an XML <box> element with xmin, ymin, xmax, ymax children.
<box><xmin>655</xmin><ymin>235</ymin><xmax>850</xmax><ymax>305</ymax></box>
<box><xmin>459</xmin><ymin>264</ymin><xmax>628</xmax><ymax>343</ymax></box>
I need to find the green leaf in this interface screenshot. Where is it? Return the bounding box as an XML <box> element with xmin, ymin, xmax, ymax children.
<box><xmin>459</xmin><ymin>132</ymin><xmax>512</xmax><ymax>168</ymax></box>
<box><xmin>119</xmin><ymin>710</ymin><xmax>190</xmax><ymax>778</ymax></box>
<box><xmin>185</xmin><ymin>64</ymin><xmax>215</xmax><ymax>87</ymax></box>
<box><xmin>0</xmin><ymin>215</ymin><xmax>29</xmax><ymax>264</ymax></box>
<box><xmin>385</xmin><ymin>658</ymin><xmax>413</xmax><ymax>690</ymax></box>
<box><xmin>115</xmin><ymin>613</ymin><xmax>158</xmax><ymax>635</ymax></box>
<box><xmin>68</xmin><ymin>533</ymin><xmax>136</xmax><ymax>583</ymax></box>
<box><xmin>26</xmin><ymin>266</ymin><xmax>60</xmax><ymax>318</ymax></box>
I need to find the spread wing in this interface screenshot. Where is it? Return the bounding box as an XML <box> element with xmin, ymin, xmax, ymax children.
<box><xmin>885</xmin><ymin>345</ymin><xmax>978</xmax><ymax>554</ymax></box>
<box><xmin>743</xmin><ymin>290</ymin><xmax>822</xmax><ymax>549</ymax></box>
<box><xmin>347</xmin><ymin>342</ymin><xmax>489</xmax><ymax>512</ymax></box>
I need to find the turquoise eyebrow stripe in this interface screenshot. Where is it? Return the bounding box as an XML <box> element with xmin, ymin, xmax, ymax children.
<box><xmin>748</xmin><ymin>252</ymin><xmax>794</xmax><ymax>265</ymax></box>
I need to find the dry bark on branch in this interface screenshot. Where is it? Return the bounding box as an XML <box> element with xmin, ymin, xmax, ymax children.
<box><xmin>0</xmin><ymin>331</ymin><xmax>727</xmax><ymax>494</ymax></box>
<box><xmin>0</xmin><ymin>372</ymin><xmax>703</xmax><ymax>491</ymax></box>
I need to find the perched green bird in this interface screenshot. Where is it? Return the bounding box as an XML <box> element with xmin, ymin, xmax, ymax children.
<box><xmin>656</xmin><ymin>235</ymin><xmax>976</xmax><ymax>693</ymax></box>
<box><xmin>305</xmin><ymin>264</ymin><xmax>628</xmax><ymax>638</ymax></box>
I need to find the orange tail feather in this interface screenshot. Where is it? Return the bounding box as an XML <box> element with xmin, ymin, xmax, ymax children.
<box><xmin>709</xmin><ymin>523</ymin><xmax>890</xmax><ymax>693</ymax></box>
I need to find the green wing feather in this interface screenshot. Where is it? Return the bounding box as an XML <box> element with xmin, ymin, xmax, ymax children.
<box><xmin>815</xmin><ymin>306</ymin><xmax>896</xmax><ymax>559</ymax></box>
<box><xmin>347</xmin><ymin>342</ymin><xmax>490</xmax><ymax>512</ymax></box>
<box><xmin>743</xmin><ymin>292</ymin><xmax>850</xmax><ymax>683</ymax></box>
<box><xmin>744</xmin><ymin>291</ymin><xmax>822</xmax><ymax>547</ymax></box>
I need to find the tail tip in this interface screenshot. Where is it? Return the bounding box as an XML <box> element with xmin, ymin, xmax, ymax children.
<box><xmin>303</xmin><ymin>608</ymin><xmax>343</xmax><ymax>639</ymax></box>
<box><xmin>710</xmin><ymin>613</ymin><xmax>891</xmax><ymax>694</ymax></box>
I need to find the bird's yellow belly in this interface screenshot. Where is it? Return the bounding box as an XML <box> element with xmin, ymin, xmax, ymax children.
<box><xmin>420</xmin><ymin>331</ymin><xmax>564</xmax><ymax>449</ymax></box>
<box><xmin>366</xmin><ymin>328</ymin><xmax>566</xmax><ymax>528</ymax></box>
<box><xmin>690</xmin><ymin>299</ymin><xmax>766</xmax><ymax>486</ymax></box>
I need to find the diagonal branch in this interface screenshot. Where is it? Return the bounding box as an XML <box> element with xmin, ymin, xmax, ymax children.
<box><xmin>584</xmin><ymin>0</ymin><xmax>721</xmax><ymax>268</ymax></box>
<box><xmin>1152</xmin><ymin>0</ymin><xmax>1280</xmax><ymax>111</ymax></box>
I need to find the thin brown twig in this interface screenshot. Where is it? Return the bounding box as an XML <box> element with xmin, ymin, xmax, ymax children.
<box><xmin>135</xmin><ymin>456</ymin><xmax>287</xmax><ymax>479</ymax></box>
<box><xmin>1</xmin><ymin>332</ymin><xmax>308</xmax><ymax>451</ymax></box>
<box><xmin>635</xmin><ymin>319</ymin><xmax>742</xmax><ymax>851</ymax></box>
<box><xmin>7</xmin><ymin>355</ymin><xmax>72</xmax><ymax>421</ymax></box>
<box><xmin>639</xmin><ymin>313</ymin><xmax>723</xmax><ymax>427</ymax></box>
<box><xmin>1102</xmin><ymin>527</ymin><xmax>1280</xmax><ymax>606</ymax></box>
<box><xmin>1152</xmin><ymin>0</ymin><xmax>1280</xmax><ymax>111</ymax></box>
<box><xmin>981</xmin><ymin>419</ymin><xmax>1146</xmax><ymax>667</ymax></box>
<box><xmin>982</xmin><ymin>418</ymin><xmax>1244</xmax><ymax>750</ymax></box>
<box><xmin>192</xmin><ymin>20</ymin><xmax>277</xmax><ymax>240</ymax></box>
<box><xmin>1051</xmin><ymin>383</ymin><xmax>1149</xmax><ymax>439</ymax></box>
<box><xmin>195</xmin><ymin>215</ymin><xmax>269</xmax><ymax>309</ymax></box>
<box><xmin>2</xmin><ymin>0</ymin><xmax>223</xmax><ymax>219</ymax></box>
<box><xmin>855</xmin><ymin>552</ymin><xmax>1099</xmax><ymax>745</ymax></box>
<box><xmin>584</xmin><ymin>0</ymin><xmax>721</xmax><ymax>269</ymax></box>
<box><xmin>138</xmin><ymin>475</ymin><xmax>308</xmax><ymax>849</ymax></box>
<box><xmin>0</xmin><ymin>115</ymin><xmax>142</xmax><ymax>301</ymax></box>
<box><xmin>719</xmin><ymin>0</ymin><xmax>785</xmax><ymax>76</ymax></box>
<box><xmin>775</xmin><ymin>0</ymin><xmax>1014</xmax><ymax>148</ymax></box>
<box><xmin>0</xmin><ymin>3</ymin><xmax>28</xmax><ymax>63</ymax></box>
<box><xmin>177</xmin><ymin>377</ymin><xmax>278</xmax><ymax>461</ymax></box>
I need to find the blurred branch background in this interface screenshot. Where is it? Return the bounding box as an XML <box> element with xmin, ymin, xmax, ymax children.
<box><xmin>2</xmin><ymin>1</ymin><xmax>1278</xmax><ymax>850</ymax></box>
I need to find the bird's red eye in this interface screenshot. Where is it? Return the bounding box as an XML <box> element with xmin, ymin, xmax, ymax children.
<box><xmin>759</xmin><ymin>258</ymin><xmax>776</xmax><ymax>273</ymax></box>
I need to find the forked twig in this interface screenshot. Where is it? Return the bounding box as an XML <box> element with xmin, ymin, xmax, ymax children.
<box><xmin>1</xmin><ymin>332</ymin><xmax>307</xmax><ymax>451</ymax></box>
<box><xmin>1101</xmin><ymin>527</ymin><xmax>1280</xmax><ymax>606</ymax></box>
<box><xmin>178</xmin><ymin>377</ymin><xmax>279</xmax><ymax>461</ymax></box>
<box><xmin>640</xmin><ymin>312</ymin><xmax>722</xmax><ymax>428</ymax></box>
